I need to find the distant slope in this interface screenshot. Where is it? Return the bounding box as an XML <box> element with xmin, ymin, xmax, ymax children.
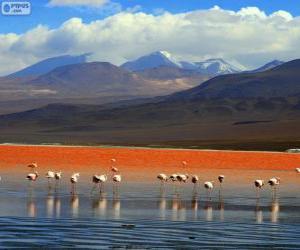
<box><xmin>135</xmin><ymin>66</ymin><xmax>209</xmax><ymax>80</ymax></box>
<box><xmin>0</xmin><ymin>59</ymin><xmax>299</xmax><ymax>149</ymax></box>
<box><xmin>249</xmin><ymin>60</ymin><xmax>284</xmax><ymax>73</ymax></box>
<box><xmin>168</xmin><ymin>59</ymin><xmax>300</xmax><ymax>100</ymax></box>
<box><xmin>8</xmin><ymin>54</ymin><xmax>89</xmax><ymax>77</ymax></box>
<box><xmin>25</xmin><ymin>62</ymin><xmax>206</xmax><ymax>98</ymax></box>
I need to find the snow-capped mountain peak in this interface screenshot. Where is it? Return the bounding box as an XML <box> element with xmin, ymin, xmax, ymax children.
<box><xmin>121</xmin><ymin>51</ymin><xmax>243</xmax><ymax>75</ymax></box>
<box><xmin>195</xmin><ymin>58</ymin><xmax>241</xmax><ymax>75</ymax></box>
<box><xmin>121</xmin><ymin>50</ymin><xmax>179</xmax><ymax>71</ymax></box>
<box><xmin>156</xmin><ymin>50</ymin><xmax>172</xmax><ymax>59</ymax></box>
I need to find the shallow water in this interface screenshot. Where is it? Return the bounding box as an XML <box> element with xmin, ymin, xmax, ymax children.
<box><xmin>0</xmin><ymin>170</ymin><xmax>299</xmax><ymax>248</ymax></box>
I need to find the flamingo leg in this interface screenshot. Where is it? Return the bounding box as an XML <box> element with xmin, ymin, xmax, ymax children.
<box><xmin>193</xmin><ymin>183</ymin><xmax>198</xmax><ymax>194</ymax></box>
<box><xmin>256</xmin><ymin>188</ymin><xmax>260</xmax><ymax>200</ymax></box>
<box><xmin>273</xmin><ymin>186</ymin><xmax>277</xmax><ymax>200</ymax></box>
<box><xmin>100</xmin><ymin>183</ymin><xmax>103</xmax><ymax>194</ymax></box>
<box><xmin>55</xmin><ymin>180</ymin><xmax>58</xmax><ymax>192</ymax></box>
<box><xmin>113</xmin><ymin>182</ymin><xmax>116</xmax><ymax>195</ymax></box>
<box><xmin>90</xmin><ymin>183</ymin><xmax>97</xmax><ymax>195</ymax></box>
<box><xmin>48</xmin><ymin>178</ymin><xmax>52</xmax><ymax>190</ymax></box>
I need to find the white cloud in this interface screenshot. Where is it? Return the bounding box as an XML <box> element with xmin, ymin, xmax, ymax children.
<box><xmin>48</xmin><ymin>0</ymin><xmax>109</xmax><ymax>8</ymax></box>
<box><xmin>0</xmin><ymin>6</ymin><xmax>300</xmax><ymax>75</ymax></box>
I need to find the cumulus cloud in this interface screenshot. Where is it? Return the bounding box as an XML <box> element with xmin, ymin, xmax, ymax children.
<box><xmin>48</xmin><ymin>0</ymin><xmax>109</xmax><ymax>8</ymax></box>
<box><xmin>0</xmin><ymin>6</ymin><xmax>300</xmax><ymax>75</ymax></box>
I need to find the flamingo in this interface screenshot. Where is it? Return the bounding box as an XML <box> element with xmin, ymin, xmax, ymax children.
<box><xmin>204</xmin><ymin>181</ymin><xmax>214</xmax><ymax>200</ymax></box>
<box><xmin>191</xmin><ymin>175</ymin><xmax>199</xmax><ymax>184</ymax></box>
<box><xmin>218</xmin><ymin>175</ymin><xmax>225</xmax><ymax>194</ymax></box>
<box><xmin>296</xmin><ymin>168</ymin><xmax>300</xmax><ymax>173</ymax></box>
<box><xmin>54</xmin><ymin>172</ymin><xmax>62</xmax><ymax>191</ymax></box>
<box><xmin>168</xmin><ymin>173</ymin><xmax>177</xmax><ymax>191</ymax></box>
<box><xmin>27</xmin><ymin>171</ymin><xmax>39</xmax><ymax>182</ymax></box>
<box><xmin>157</xmin><ymin>173</ymin><xmax>168</xmax><ymax>190</ymax></box>
<box><xmin>55</xmin><ymin>172</ymin><xmax>62</xmax><ymax>180</ymax></box>
<box><xmin>27</xmin><ymin>163</ymin><xmax>38</xmax><ymax>169</ymax></box>
<box><xmin>70</xmin><ymin>173</ymin><xmax>80</xmax><ymax>194</ymax></box>
<box><xmin>91</xmin><ymin>174</ymin><xmax>108</xmax><ymax>194</ymax></box>
<box><xmin>191</xmin><ymin>175</ymin><xmax>199</xmax><ymax>193</ymax></box>
<box><xmin>169</xmin><ymin>173</ymin><xmax>178</xmax><ymax>182</ymax></box>
<box><xmin>111</xmin><ymin>158</ymin><xmax>118</xmax><ymax>173</ymax></box>
<box><xmin>268</xmin><ymin>177</ymin><xmax>280</xmax><ymax>198</ymax></box>
<box><xmin>46</xmin><ymin>171</ymin><xmax>55</xmax><ymax>189</ymax></box>
<box><xmin>112</xmin><ymin>174</ymin><xmax>121</xmax><ymax>194</ymax></box>
<box><xmin>218</xmin><ymin>175</ymin><xmax>225</xmax><ymax>184</ymax></box>
<box><xmin>177</xmin><ymin>174</ymin><xmax>189</xmax><ymax>183</ymax></box>
<box><xmin>254</xmin><ymin>179</ymin><xmax>264</xmax><ymax>199</ymax></box>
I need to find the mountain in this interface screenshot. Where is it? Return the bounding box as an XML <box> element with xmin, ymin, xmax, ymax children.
<box><xmin>26</xmin><ymin>61</ymin><xmax>177</xmax><ymax>97</ymax></box>
<box><xmin>167</xmin><ymin>59</ymin><xmax>300</xmax><ymax>100</ymax></box>
<box><xmin>135</xmin><ymin>66</ymin><xmax>208</xmax><ymax>80</ymax></box>
<box><xmin>249</xmin><ymin>60</ymin><xmax>284</xmax><ymax>73</ymax></box>
<box><xmin>177</xmin><ymin>61</ymin><xmax>199</xmax><ymax>70</ymax></box>
<box><xmin>8</xmin><ymin>54</ymin><xmax>89</xmax><ymax>77</ymax></box>
<box><xmin>121</xmin><ymin>51</ymin><xmax>242</xmax><ymax>76</ymax></box>
<box><xmin>0</xmin><ymin>60</ymin><xmax>212</xmax><ymax>115</ymax></box>
<box><xmin>121</xmin><ymin>51</ymin><xmax>179</xmax><ymax>71</ymax></box>
<box><xmin>195</xmin><ymin>58</ymin><xmax>242</xmax><ymax>75</ymax></box>
<box><xmin>0</xmin><ymin>59</ymin><xmax>299</xmax><ymax>150</ymax></box>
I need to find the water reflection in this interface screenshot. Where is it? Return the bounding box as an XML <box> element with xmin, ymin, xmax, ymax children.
<box><xmin>70</xmin><ymin>195</ymin><xmax>79</xmax><ymax>218</ymax></box>
<box><xmin>55</xmin><ymin>196</ymin><xmax>61</xmax><ymax>218</ymax></box>
<box><xmin>27</xmin><ymin>196</ymin><xmax>37</xmax><ymax>218</ymax></box>
<box><xmin>113</xmin><ymin>194</ymin><xmax>121</xmax><ymax>219</ymax></box>
<box><xmin>91</xmin><ymin>194</ymin><xmax>108</xmax><ymax>218</ymax></box>
<box><xmin>19</xmin><ymin>183</ymin><xmax>287</xmax><ymax>223</ymax></box>
<box><xmin>46</xmin><ymin>195</ymin><xmax>54</xmax><ymax>218</ymax></box>
<box><xmin>191</xmin><ymin>194</ymin><xmax>198</xmax><ymax>219</ymax></box>
<box><xmin>270</xmin><ymin>200</ymin><xmax>280</xmax><ymax>223</ymax></box>
<box><xmin>170</xmin><ymin>194</ymin><xmax>186</xmax><ymax>221</ymax></box>
<box><xmin>255</xmin><ymin>199</ymin><xmax>263</xmax><ymax>224</ymax></box>
<box><xmin>218</xmin><ymin>200</ymin><xmax>224</xmax><ymax>221</ymax></box>
<box><xmin>158</xmin><ymin>190</ymin><xmax>167</xmax><ymax>219</ymax></box>
<box><xmin>204</xmin><ymin>201</ymin><xmax>213</xmax><ymax>221</ymax></box>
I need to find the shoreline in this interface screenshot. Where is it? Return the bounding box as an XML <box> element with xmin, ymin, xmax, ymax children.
<box><xmin>0</xmin><ymin>142</ymin><xmax>294</xmax><ymax>154</ymax></box>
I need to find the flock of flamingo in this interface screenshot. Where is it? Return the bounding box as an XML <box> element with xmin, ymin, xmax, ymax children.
<box><xmin>25</xmin><ymin>159</ymin><xmax>122</xmax><ymax>194</ymax></box>
<box><xmin>157</xmin><ymin>161</ymin><xmax>300</xmax><ymax>199</ymax></box>
<box><xmin>23</xmin><ymin>159</ymin><xmax>300</xmax><ymax>199</ymax></box>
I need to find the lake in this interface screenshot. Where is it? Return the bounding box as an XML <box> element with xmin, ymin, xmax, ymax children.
<box><xmin>0</xmin><ymin>169</ymin><xmax>299</xmax><ymax>248</ymax></box>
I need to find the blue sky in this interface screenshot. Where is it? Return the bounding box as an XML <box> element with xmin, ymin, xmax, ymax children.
<box><xmin>0</xmin><ymin>0</ymin><xmax>299</xmax><ymax>34</ymax></box>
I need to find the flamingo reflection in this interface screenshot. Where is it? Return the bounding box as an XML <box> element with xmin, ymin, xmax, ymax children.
<box><xmin>204</xmin><ymin>201</ymin><xmax>213</xmax><ymax>221</ymax></box>
<box><xmin>92</xmin><ymin>194</ymin><xmax>107</xmax><ymax>217</ymax></box>
<box><xmin>27</xmin><ymin>196</ymin><xmax>37</xmax><ymax>217</ymax></box>
<box><xmin>46</xmin><ymin>194</ymin><xmax>54</xmax><ymax>218</ymax></box>
<box><xmin>55</xmin><ymin>196</ymin><xmax>61</xmax><ymax>218</ymax></box>
<box><xmin>171</xmin><ymin>194</ymin><xmax>186</xmax><ymax>221</ymax></box>
<box><xmin>70</xmin><ymin>195</ymin><xmax>79</xmax><ymax>218</ymax></box>
<box><xmin>270</xmin><ymin>199</ymin><xmax>280</xmax><ymax>223</ymax></box>
<box><xmin>218</xmin><ymin>196</ymin><xmax>224</xmax><ymax>221</ymax></box>
<box><xmin>158</xmin><ymin>189</ymin><xmax>167</xmax><ymax>219</ymax></box>
<box><xmin>113</xmin><ymin>194</ymin><xmax>121</xmax><ymax>219</ymax></box>
<box><xmin>191</xmin><ymin>194</ymin><xmax>198</xmax><ymax>219</ymax></box>
<box><xmin>255</xmin><ymin>199</ymin><xmax>263</xmax><ymax>224</ymax></box>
